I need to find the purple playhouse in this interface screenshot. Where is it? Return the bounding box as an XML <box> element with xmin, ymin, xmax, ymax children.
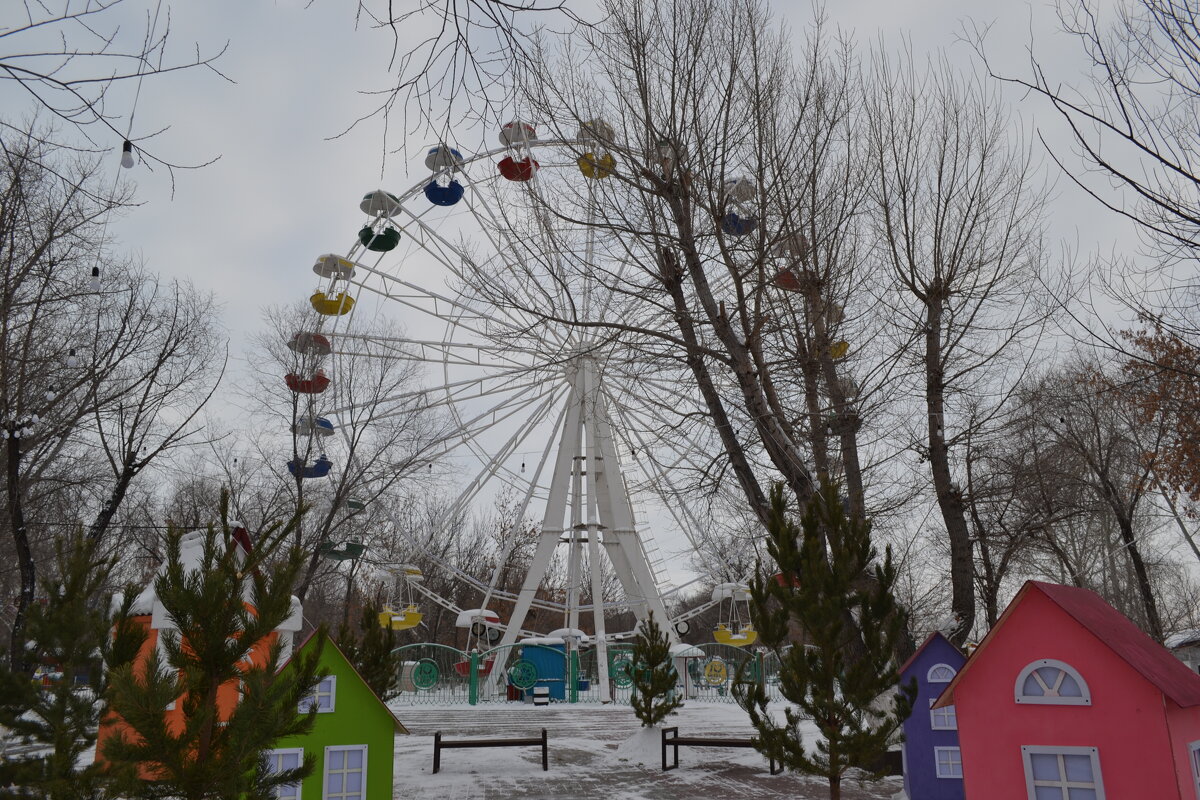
<box><xmin>897</xmin><ymin>632</ymin><xmax>966</xmax><ymax>800</ymax></box>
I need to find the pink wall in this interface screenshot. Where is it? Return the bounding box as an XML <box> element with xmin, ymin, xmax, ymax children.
<box><xmin>1166</xmin><ymin>703</ymin><xmax>1200</xmax><ymax>798</ymax></box>
<box><xmin>956</xmin><ymin>591</ymin><xmax>1183</xmax><ymax>799</ymax></box>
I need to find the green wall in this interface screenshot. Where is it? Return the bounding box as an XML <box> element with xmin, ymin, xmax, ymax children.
<box><xmin>275</xmin><ymin>642</ymin><xmax>400</xmax><ymax>800</ymax></box>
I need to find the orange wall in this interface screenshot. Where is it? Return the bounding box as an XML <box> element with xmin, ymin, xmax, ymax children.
<box><xmin>957</xmin><ymin>591</ymin><xmax>1183</xmax><ymax>799</ymax></box>
<box><xmin>96</xmin><ymin>614</ymin><xmax>279</xmax><ymax>773</ymax></box>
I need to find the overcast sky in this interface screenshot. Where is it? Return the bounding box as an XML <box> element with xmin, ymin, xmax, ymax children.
<box><xmin>22</xmin><ymin>0</ymin><xmax>1128</xmax><ymax>355</ymax></box>
<box><xmin>1</xmin><ymin>0</ymin><xmax>1142</xmax><ymax>584</ymax></box>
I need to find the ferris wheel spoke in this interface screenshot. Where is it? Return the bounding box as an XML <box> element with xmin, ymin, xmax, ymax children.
<box><xmin>443</xmin><ymin>388</ymin><xmax>565</xmax><ymax>523</ymax></box>
<box><xmin>479</xmin><ymin>397</ymin><xmax>568</xmax><ymax>608</ymax></box>
<box><xmin>333</xmin><ymin>335</ymin><xmax>529</xmax><ymax>369</ymax></box>
<box><xmin>601</xmin><ymin>385</ymin><xmax>725</xmax><ymax>555</ymax></box>
<box><xmin>331</xmin><ymin>341</ymin><xmax>531</xmax><ymax>375</ymax></box>
<box><xmin>454</xmin><ymin>178</ymin><xmax>573</xmax><ymax>349</ymax></box>
<box><xmin>391</xmin><ymin>187</ymin><xmax>562</xmax><ymax>344</ymax></box>
<box><xmin>345</xmin><ymin>265</ymin><xmax>534</xmax><ymax>342</ymax></box>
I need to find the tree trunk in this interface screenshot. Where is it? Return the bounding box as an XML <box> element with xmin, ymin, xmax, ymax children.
<box><xmin>6</xmin><ymin>434</ymin><xmax>34</xmax><ymax>673</ymax></box>
<box><xmin>1105</xmin><ymin>488</ymin><xmax>1164</xmax><ymax>640</ymax></box>
<box><xmin>657</xmin><ymin>248</ymin><xmax>771</xmax><ymax>522</ymax></box>
<box><xmin>86</xmin><ymin>458</ymin><xmax>137</xmax><ymax>542</ymax></box>
<box><xmin>925</xmin><ymin>305</ymin><xmax>975</xmax><ymax>645</ymax></box>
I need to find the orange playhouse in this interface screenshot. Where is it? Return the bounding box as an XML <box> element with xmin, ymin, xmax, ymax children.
<box><xmin>95</xmin><ymin>526</ymin><xmax>303</xmax><ymax>765</ymax></box>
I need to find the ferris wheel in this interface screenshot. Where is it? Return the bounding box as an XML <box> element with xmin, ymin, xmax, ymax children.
<box><xmin>285</xmin><ymin>120</ymin><xmax>756</xmax><ymax>660</ymax></box>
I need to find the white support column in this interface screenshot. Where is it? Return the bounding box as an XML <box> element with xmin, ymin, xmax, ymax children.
<box><xmin>587</xmin><ymin>370</ymin><xmax>676</xmax><ymax>642</ymax></box>
<box><xmin>491</xmin><ymin>372</ymin><xmax>583</xmax><ymax>655</ymax></box>
<box><xmin>565</xmin><ymin>447</ymin><xmax>585</xmax><ymax>632</ymax></box>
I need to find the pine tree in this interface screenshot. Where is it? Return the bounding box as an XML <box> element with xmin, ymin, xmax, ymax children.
<box><xmin>0</xmin><ymin>533</ymin><xmax>144</xmax><ymax>800</ymax></box>
<box><xmin>335</xmin><ymin>604</ymin><xmax>400</xmax><ymax>701</ymax></box>
<box><xmin>629</xmin><ymin>611</ymin><xmax>682</xmax><ymax>728</ymax></box>
<box><xmin>736</xmin><ymin>483</ymin><xmax>914</xmax><ymax>800</ymax></box>
<box><xmin>101</xmin><ymin>495</ymin><xmax>326</xmax><ymax>800</ymax></box>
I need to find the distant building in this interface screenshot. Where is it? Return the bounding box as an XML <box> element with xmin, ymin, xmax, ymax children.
<box><xmin>1167</xmin><ymin>630</ymin><xmax>1200</xmax><ymax>674</ymax></box>
<box><xmin>896</xmin><ymin>632</ymin><xmax>966</xmax><ymax>800</ymax></box>
<box><xmin>936</xmin><ymin>580</ymin><xmax>1200</xmax><ymax>799</ymax></box>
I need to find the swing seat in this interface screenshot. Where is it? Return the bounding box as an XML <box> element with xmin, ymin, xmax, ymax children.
<box><xmin>454</xmin><ymin>658</ymin><xmax>496</xmax><ymax>677</ymax></box>
<box><xmin>379</xmin><ymin>605</ymin><xmax>423</xmax><ymax>630</ymax></box>
<box><xmin>425</xmin><ymin>180</ymin><xmax>465</xmax><ymax>206</ymax></box>
<box><xmin>498</xmin><ymin>156</ymin><xmax>539</xmax><ymax>182</ymax></box>
<box><xmin>713</xmin><ymin>624</ymin><xmax>757</xmax><ymax>647</ymax></box>
<box><xmin>578</xmin><ymin>152</ymin><xmax>616</xmax><ymax>179</ymax></box>
<box><xmin>310</xmin><ymin>291</ymin><xmax>355</xmax><ymax>316</ymax></box>
<box><xmin>358</xmin><ymin>225</ymin><xmax>400</xmax><ymax>252</ymax></box>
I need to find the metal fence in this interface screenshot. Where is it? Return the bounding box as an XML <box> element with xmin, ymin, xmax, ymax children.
<box><xmin>391</xmin><ymin>640</ymin><xmax>786</xmax><ymax>706</ymax></box>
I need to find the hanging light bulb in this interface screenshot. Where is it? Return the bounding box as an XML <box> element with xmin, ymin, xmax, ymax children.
<box><xmin>66</xmin><ymin>349</ymin><xmax>78</xmax><ymax>368</ymax></box>
<box><xmin>89</xmin><ymin>266</ymin><xmax>101</xmax><ymax>292</ymax></box>
<box><xmin>121</xmin><ymin>140</ymin><xmax>135</xmax><ymax>169</ymax></box>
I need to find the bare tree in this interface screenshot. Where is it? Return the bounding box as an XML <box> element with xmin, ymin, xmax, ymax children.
<box><xmin>0</xmin><ymin>125</ymin><xmax>224</xmax><ymax>668</ymax></box>
<box><xmin>243</xmin><ymin>307</ymin><xmax>447</xmax><ymax>601</ymax></box>
<box><xmin>336</xmin><ymin>0</ymin><xmax>590</xmax><ymax>155</ymax></box>
<box><xmin>1027</xmin><ymin>360</ymin><xmax>1171</xmax><ymax>639</ymax></box>
<box><xmin>975</xmin><ymin>0</ymin><xmax>1200</xmax><ymax>350</ymax></box>
<box><xmin>1</xmin><ymin>0</ymin><xmax>229</xmax><ymax>171</ymax></box>
<box><xmin>863</xmin><ymin>55</ymin><xmax>1053</xmax><ymax>644</ymax></box>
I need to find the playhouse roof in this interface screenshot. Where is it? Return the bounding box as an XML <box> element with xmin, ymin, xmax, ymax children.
<box><xmin>897</xmin><ymin>631</ymin><xmax>962</xmax><ymax>678</ymax></box>
<box><xmin>936</xmin><ymin>580</ymin><xmax>1200</xmax><ymax>709</ymax></box>
<box><xmin>282</xmin><ymin>631</ymin><xmax>407</xmax><ymax>734</ymax></box>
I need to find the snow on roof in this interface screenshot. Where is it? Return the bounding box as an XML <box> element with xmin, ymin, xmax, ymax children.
<box><xmin>1165</xmin><ymin>629</ymin><xmax>1200</xmax><ymax>650</ymax></box>
<box><xmin>937</xmin><ymin>581</ymin><xmax>1200</xmax><ymax>709</ymax></box>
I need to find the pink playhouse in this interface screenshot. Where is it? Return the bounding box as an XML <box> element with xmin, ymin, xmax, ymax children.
<box><xmin>934</xmin><ymin>580</ymin><xmax>1200</xmax><ymax>799</ymax></box>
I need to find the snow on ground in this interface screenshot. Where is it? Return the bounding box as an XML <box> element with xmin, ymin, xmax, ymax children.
<box><xmin>389</xmin><ymin>701</ymin><xmax>901</xmax><ymax>799</ymax></box>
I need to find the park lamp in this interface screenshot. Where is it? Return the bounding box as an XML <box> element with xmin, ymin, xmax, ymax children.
<box><xmin>89</xmin><ymin>266</ymin><xmax>101</xmax><ymax>292</ymax></box>
<box><xmin>121</xmin><ymin>140</ymin><xmax>135</xmax><ymax>169</ymax></box>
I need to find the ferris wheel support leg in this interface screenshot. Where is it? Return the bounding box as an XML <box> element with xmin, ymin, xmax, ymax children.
<box><xmin>586</xmin><ymin>377</ymin><xmax>677</xmax><ymax>645</ymax></box>
<box><xmin>587</xmin><ymin>521</ymin><xmax>611</xmax><ymax>702</ymax></box>
<box><xmin>485</xmin><ymin>379</ymin><xmax>585</xmax><ymax>695</ymax></box>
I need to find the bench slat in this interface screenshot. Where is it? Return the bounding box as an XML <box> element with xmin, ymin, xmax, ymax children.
<box><xmin>661</xmin><ymin>727</ymin><xmax>782</xmax><ymax>775</ymax></box>
<box><xmin>433</xmin><ymin>729</ymin><xmax>548</xmax><ymax>774</ymax></box>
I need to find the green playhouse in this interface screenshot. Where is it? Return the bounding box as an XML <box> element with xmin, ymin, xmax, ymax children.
<box><xmin>270</xmin><ymin>634</ymin><xmax>407</xmax><ymax>800</ymax></box>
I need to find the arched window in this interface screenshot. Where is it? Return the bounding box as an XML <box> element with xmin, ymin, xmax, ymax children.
<box><xmin>1015</xmin><ymin>659</ymin><xmax>1091</xmax><ymax>705</ymax></box>
<box><xmin>927</xmin><ymin>663</ymin><xmax>957</xmax><ymax>683</ymax></box>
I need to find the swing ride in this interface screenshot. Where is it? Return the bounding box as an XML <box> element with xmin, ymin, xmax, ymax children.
<box><xmin>279</xmin><ymin>117</ymin><xmax>812</xmax><ymax>701</ymax></box>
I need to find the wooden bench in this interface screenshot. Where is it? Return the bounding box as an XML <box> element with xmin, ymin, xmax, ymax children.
<box><xmin>661</xmin><ymin>726</ymin><xmax>782</xmax><ymax>774</ymax></box>
<box><xmin>432</xmin><ymin>728</ymin><xmax>548</xmax><ymax>774</ymax></box>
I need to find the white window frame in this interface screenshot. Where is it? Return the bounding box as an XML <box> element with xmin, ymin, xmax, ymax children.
<box><xmin>1189</xmin><ymin>740</ymin><xmax>1200</xmax><ymax>800</ymax></box>
<box><xmin>300</xmin><ymin>675</ymin><xmax>337</xmax><ymax>714</ymax></box>
<box><xmin>1021</xmin><ymin>745</ymin><xmax>1105</xmax><ymax>800</ymax></box>
<box><xmin>927</xmin><ymin>663</ymin><xmax>957</xmax><ymax>683</ymax></box>
<box><xmin>929</xmin><ymin>698</ymin><xmax>957</xmax><ymax>731</ymax></box>
<box><xmin>265</xmin><ymin>747</ymin><xmax>305</xmax><ymax>800</ymax></box>
<box><xmin>323</xmin><ymin>744</ymin><xmax>367</xmax><ymax>800</ymax></box>
<box><xmin>1014</xmin><ymin>659</ymin><xmax>1091</xmax><ymax>706</ymax></box>
<box><xmin>934</xmin><ymin>746</ymin><xmax>962</xmax><ymax>779</ymax></box>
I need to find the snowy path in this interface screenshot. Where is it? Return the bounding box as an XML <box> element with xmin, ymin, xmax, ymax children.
<box><xmin>389</xmin><ymin>702</ymin><xmax>901</xmax><ymax>799</ymax></box>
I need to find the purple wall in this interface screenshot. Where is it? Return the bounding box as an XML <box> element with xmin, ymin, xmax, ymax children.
<box><xmin>900</xmin><ymin>633</ymin><xmax>966</xmax><ymax>800</ymax></box>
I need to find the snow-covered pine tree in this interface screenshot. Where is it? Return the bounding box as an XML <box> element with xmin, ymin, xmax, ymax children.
<box><xmin>0</xmin><ymin>532</ymin><xmax>143</xmax><ymax>800</ymax></box>
<box><xmin>102</xmin><ymin>494</ymin><xmax>326</xmax><ymax>800</ymax></box>
<box><xmin>736</xmin><ymin>483</ymin><xmax>914</xmax><ymax>800</ymax></box>
<box><xmin>629</xmin><ymin>611</ymin><xmax>682</xmax><ymax>727</ymax></box>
